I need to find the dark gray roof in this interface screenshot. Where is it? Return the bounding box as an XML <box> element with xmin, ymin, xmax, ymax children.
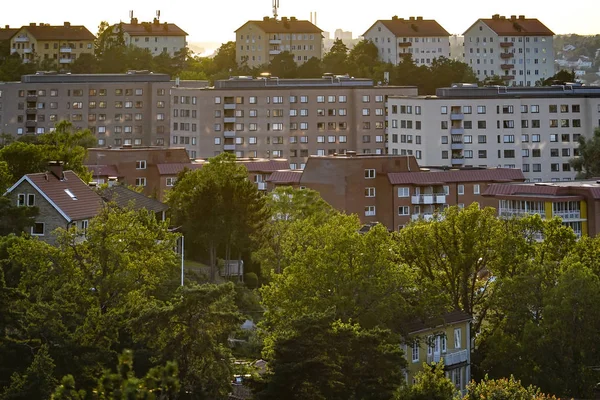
<box><xmin>101</xmin><ymin>185</ymin><xmax>168</xmax><ymax>213</ymax></box>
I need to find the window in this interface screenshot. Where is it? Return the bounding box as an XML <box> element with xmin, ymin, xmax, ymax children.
<box><xmin>398</xmin><ymin>187</ymin><xmax>410</xmax><ymax>197</ymax></box>
<box><xmin>364</xmin><ymin>206</ymin><xmax>376</xmax><ymax>216</ymax></box>
<box><xmin>458</xmin><ymin>185</ymin><xmax>464</xmax><ymax>195</ymax></box>
<box><xmin>362</xmin><ymin>95</ymin><xmax>370</xmax><ymax>103</ymax></box>
<box><xmin>477</xmin><ymin>105</ymin><xmax>486</xmax><ymax>114</ymax></box>
<box><xmin>454</xmin><ymin>328</ymin><xmax>462</xmax><ymax>349</ymax></box>
<box><xmin>135</xmin><ymin>177</ymin><xmax>146</xmax><ymax>187</ymax></box>
<box><xmin>474</xmin><ymin>184</ymin><xmax>480</xmax><ymax>195</ymax></box>
<box><xmin>398</xmin><ymin>206</ymin><xmax>410</xmax><ymax>215</ymax></box>
<box><xmin>136</xmin><ymin>160</ymin><xmax>146</xmax><ymax>169</ymax></box>
<box><xmin>31</xmin><ymin>223</ymin><xmax>44</xmax><ymax>236</ymax></box>
<box><xmin>365</xmin><ymin>187</ymin><xmax>376</xmax><ymax>197</ymax></box>
<box><xmin>412</xmin><ymin>343</ymin><xmax>419</xmax><ymax>362</ymax></box>
<box><xmin>365</xmin><ymin>169</ymin><xmax>376</xmax><ymax>179</ymax></box>
<box><xmin>478</xmin><ymin>150</ymin><xmax>487</xmax><ymax>158</ymax></box>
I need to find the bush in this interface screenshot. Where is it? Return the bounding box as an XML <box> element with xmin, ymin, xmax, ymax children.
<box><xmin>245</xmin><ymin>272</ymin><xmax>258</xmax><ymax>289</ymax></box>
<box><xmin>464</xmin><ymin>375</ymin><xmax>558</xmax><ymax>400</ymax></box>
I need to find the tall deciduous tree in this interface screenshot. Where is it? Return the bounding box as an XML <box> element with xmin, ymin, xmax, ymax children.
<box><xmin>322</xmin><ymin>39</ymin><xmax>348</xmax><ymax>74</ymax></box>
<box><xmin>570</xmin><ymin>127</ymin><xmax>600</xmax><ymax>178</ymax></box>
<box><xmin>269</xmin><ymin>51</ymin><xmax>298</xmax><ymax>78</ymax></box>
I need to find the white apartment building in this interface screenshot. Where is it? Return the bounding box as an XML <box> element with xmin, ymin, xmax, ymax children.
<box><xmin>387</xmin><ymin>84</ymin><xmax>600</xmax><ymax>182</ymax></box>
<box><xmin>169</xmin><ymin>76</ymin><xmax>417</xmax><ymax>167</ymax></box>
<box><xmin>112</xmin><ymin>18</ymin><xmax>187</xmax><ymax>57</ymax></box>
<box><xmin>363</xmin><ymin>16</ymin><xmax>450</xmax><ymax>66</ymax></box>
<box><xmin>463</xmin><ymin>15</ymin><xmax>554</xmax><ymax>86</ymax></box>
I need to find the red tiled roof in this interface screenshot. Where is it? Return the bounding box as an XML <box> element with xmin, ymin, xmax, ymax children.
<box><xmin>239</xmin><ymin>160</ymin><xmax>290</xmax><ymax>172</ymax></box>
<box><xmin>117</xmin><ymin>22</ymin><xmax>188</xmax><ymax>37</ymax></box>
<box><xmin>17</xmin><ymin>25</ymin><xmax>95</xmax><ymax>41</ymax></box>
<box><xmin>157</xmin><ymin>163</ymin><xmax>202</xmax><ymax>175</ymax></box>
<box><xmin>0</xmin><ymin>28</ymin><xmax>18</xmax><ymax>42</ymax></box>
<box><xmin>388</xmin><ymin>168</ymin><xmax>525</xmax><ymax>185</ymax></box>
<box><xmin>368</xmin><ymin>18</ymin><xmax>450</xmax><ymax>37</ymax></box>
<box><xmin>465</xmin><ymin>16</ymin><xmax>554</xmax><ymax>36</ymax></box>
<box><xmin>266</xmin><ymin>170</ymin><xmax>303</xmax><ymax>184</ymax></box>
<box><xmin>404</xmin><ymin>310</ymin><xmax>472</xmax><ymax>334</ymax></box>
<box><xmin>484</xmin><ymin>182</ymin><xmax>600</xmax><ymax>199</ymax></box>
<box><xmin>87</xmin><ymin>164</ymin><xmax>119</xmax><ymax>177</ymax></box>
<box><xmin>20</xmin><ymin>171</ymin><xmax>103</xmax><ymax>222</ymax></box>
<box><xmin>236</xmin><ymin>19</ymin><xmax>322</xmax><ymax>33</ymax></box>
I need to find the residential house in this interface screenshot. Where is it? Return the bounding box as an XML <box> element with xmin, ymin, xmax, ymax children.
<box><xmin>265</xmin><ymin>170</ymin><xmax>303</xmax><ymax>190</ymax></box>
<box><xmin>363</xmin><ymin>16</ymin><xmax>451</xmax><ymax>66</ymax></box>
<box><xmin>100</xmin><ymin>184</ymin><xmax>169</xmax><ymax>221</ymax></box>
<box><xmin>235</xmin><ymin>17</ymin><xmax>322</xmax><ymax>67</ymax></box>
<box><xmin>4</xmin><ymin>161</ymin><xmax>104</xmax><ymax>245</ymax></box>
<box><xmin>112</xmin><ymin>17</ymin><xmax>188</xmax><ymax>57</ymax></box>
<box><xmin>9</xmin><ymin>22</ymin><xmax>95</xmax><ymax>66</ymax></box>
<box><xmin>404</xmin><ymin>310</ymin><xmax>472</xmax><ymax>395</ymax></box>
<box><xmin>0</xmin><ymin>25</ymin><xmax>18</xmax><ymax>60</ymax></box>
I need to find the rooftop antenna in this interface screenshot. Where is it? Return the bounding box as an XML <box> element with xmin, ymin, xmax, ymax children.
<box><xmin>156</xmin><ymin>10</ymin><xmax>160</xmax><ymax>21</ymax></box>
<box><xmin>129</xmin><ymin>10</ymin><xmax>133</xmax><ymax>20</ymax></box>
<box><xmin>272</xmin><ymin>0</ymin><xmax>279</xmax><ymax>19</ymax></box>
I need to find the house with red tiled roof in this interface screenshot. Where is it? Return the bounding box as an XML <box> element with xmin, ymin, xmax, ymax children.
<box><xmin>110</xmin><ymin>17</ymin><xmax>188</xmax><ymax>57</ymax></box>
<box><xmin>265</xmin><ymin>170</ymin><xmax>303</xmax><ymax>190</ymax></box>
<box><xmin>235</xmin><ymin>16</ymin><xmax>323</xmax><ymax>67</ymax></box>
<box><xmin>4</xmin><ymin>162</ymin><xmax>104</xmax><ymax>245</ymax></box>
<box><xmin>9</xmin><ymin>22</ymin><xmax>95</xmax><ymax>66</ymax></box>
<box><xmin>363</xmin><ymin>16</ymin><xmax>450</xmax><ymax>66</ymax></box>
<box><xmin>463</xmin><ymin>15</ymin><xmax>555</xmax><ymax>86</ymax></box>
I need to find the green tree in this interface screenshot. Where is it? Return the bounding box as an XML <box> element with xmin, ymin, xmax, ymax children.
<box><xmin>296</xmin><ymin>56</ymin><xmax>322</xmax><ymax>78</ymax></box>
<box><xmin>570</xmin><ymin>127</ymin><xmax>600</xmax><ymax>178</ymax></box>
<box><xmin>133</xmin><ymin>283</ymin><xmax>242</xmax><ymax>399</ymax></box>
<box><xmin>1</xmin><ymin>344</ymin><xmax>57</xmax><ymax>400</ymax></box>
<box><xmin>347</xmin><ymin>40</ymin><xmax>380</xmax><ymax>78</ymax></box>
<box><xmin>403</xmin><ymin>362</ymin><xmax>456</xmax><ymax>400</ymax></box>
<box><xmin>95</xmin><ymin>22</ymin><xmax>126</xmax><ymax>73</ymax></box>
<box><xmin>124</xmin><ymin>46</ymin><xmax>154</xmax><ymax>71</ymax></box>
<box><xmin>0</xmin><ymin>162</ymin><xmax>12</xmax><ymax>194</ymax></box>
<box><xmin>322</xmin><ymin>39</ymin><xmax>348</xmax><ymax>74</ymax></box>
<box><xmin>269</xmin><ymin>51</ymin><xmax>298</xmax><ymax>78</ymax></box>
<box><xmin>212</xmin><ymin>41</ymin><xmax>238</xmax><ymax>79</ymax></box>
<box><xmin>69</xmin><ymin>53</ymin><xmax>97</xmax><ymax>74</ymax></box>
<box><xmin>464</xmin><ymin>375</ymin><xmax>557</xmax><ymax>400</ymax></box>
<box><xmin>0</xmin><ymin>197</ymin><xmax>38</xmax><ymax>237</ymax></box>
<box><xmin>540</xmin><ymin>69</ymin><xmax>575</xmax><ymax>86</ymax></box>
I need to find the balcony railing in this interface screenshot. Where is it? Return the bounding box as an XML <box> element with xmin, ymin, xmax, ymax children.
<box><xmin>224</xmin><ymin>130</ymin><xmax>236</xmax><ymax>138</ymax></box>
<box><xmin>450</xmin><ymin>127</ymin><xmax>464</xmax><ymax>135</ymax></box>
<box><xmin>450</xmin><ymin>113</ymin><xmax>464</xmax><ymax>120</ymax></box>
<box><xmin>269</xmin><ymin>49</ymin><xmax>281</xmax><ymax>55</ymax></box>
<box><xmin>59</xmin><ymin>58</ymin><xmax>72</xmax><ymax>64</ymax></box>
<box><xmin>411</xmin><ymin>194</ymin><xmax>446</xmax><ymax>205</ymax></box>
<box><xmin>501</xmin><ymin>64</ymin><xmax>514</xmax><ymax>70</ymax></box>
<box><xmin>224</xmin><ymin>117</ymin><xmax>236</xmax><ymax>123</ymax></box>
<box><xmin>269</xmin><ymin>39</ymin><xmax>282</xmax><ymax>44</ymax></box>
<box><xmin>14</xmin><ymin>36</ymin><xmax>29</xmax><ymax>42</ymax></box>
<box><xmin>257</xmin><ymin>182</ymin><xmax>267</xmax><ymax>191</ymax></box>
<box><xmin>398</xmin><ymin>42</ymin><xmax>412</xmax><ymax>47</ymax></box>
<box><xmin>223</xmin><ymin>144</ymin><xmax>236</xmax><ymax>151</ymax></box>
<box><xmin>223</xmin><ymin>103</ymin><xmax>236</xmax><ymax>110</ymax></box>
<box><xmin>444</xmin><ymin>349</ymin><xmax>469</xmax><ymax>366</ymax></box>
<box><xmin>59</xmin><ymin>47</ymin><xmax>72</xmax><ymax>53</ymax></box>
<box><xmin>451</xmin><ymin>142</ymin><xmax>464</xmax><ymax>150</ymax></box>
<box><xmin>411</xmin><ymin>213</ymin><xmax>436</xmax><ymax>221</ymax></box>
<box><xmin>22</xmin><ymin>48</ymin><xmax>33</xmax><ymax>53</ymax></box>
<box><xmin>502</xmin><ymin>75</ymin><xmax>515</xmax><ymax>80</ymax></box>
<box><xmin>500</xmin><ymin>42</ymin><xmax>514</xmax><ymax>48</ymax></box>
<box><xmin>500</xmin><ymin>52</ymin><xmax>512</xmax><ymax>59</ymax></box>
<box><xmin>451</xmin><ymin>157</ymin><xmax>465</xmax><ymax>165</ymax></box>
<box><xmin>553</xmin><ymin>211</ymin><xmax>582</xmax><ymax>220</ymax></box>
<box><xmin>499</xmin><ymin>208</ymin><xmax>545</xmax><ymax>219</ymax></box>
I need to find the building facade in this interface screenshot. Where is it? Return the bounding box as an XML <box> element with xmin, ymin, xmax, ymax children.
<box><xmin>463</xmin><ymin>15</ymin><xmax>554</xmax><ymax>86</ymax></box>
<box><xmin>363</xmin><ymin>16</ymin><xmax>450</xmax><ymax>66</ymax></box>
<box><xmin>484</xmin><ymin>180</ymin><xmax>600</xmax><ymax>238</ymax></box>
<box><xmin>9</xmin><ymin>22</ymin><xmax>95</xmax><ymax>65</ymax></box>
<box><xmin>0</xmin><ymin>72</ymin><xmax>207</xmax><ymax>145</ymax></box>
<box><xmin>387</xmin><ymin>85</ymin><xmax>600</xmax><ymax>182</ymax></box>
<box><xmin>112</xmin><ymin>18</ymin><xmax>187</xmax><ymax>57</ymax></box>
<box><xmin>170</xmin><ymin>77</ymin><xmax>417</xmax><ymax>168</ymax></box>
<box><xmin>235</xmin><ymin>17</ymin><xmax>322</xmax><ymax>68</ymax></box>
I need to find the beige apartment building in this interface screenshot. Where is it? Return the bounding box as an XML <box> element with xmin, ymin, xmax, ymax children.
<box><xmin>235</xmin><ymin>17</ymin><xmax>322</xmax><ymax>68</ymax></box>
<box><xmin>0</xmin><ymin>72</ymin><xmax>207</xmax><ymax>146</ymax></box>
<box><xmin>463</xmin><ymin>15</ymin><xmax>555</xmax><ymax>86</ymax></box>
<box><xmin>10</xmin><ymin>22</ymin><xmax>95</xmax><ymax>66</ymax></box>
<box><xmin>170</xmin><ymin>76</ymin><xmax>417</xmax><ymax>168</ymax></box>
<box><xmin>363</xmin><ymin>16</ymin><xmax>451</xmax><ymax>66</ymax></box>
<box><xmin>387</xmin><ymin>84</ymin><xmax>600</xmax><ymax>182</ymax></box>
<box><xmin>112</xmin><ymin>18</ymin><xmax>188</xmax><ymax>57</ymax></box>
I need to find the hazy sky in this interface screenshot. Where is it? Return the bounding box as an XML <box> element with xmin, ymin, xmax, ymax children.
<box><xmin>2</xmin><ymin>0</ymin><xmax>599</xmax><ymax>45</ymax></box>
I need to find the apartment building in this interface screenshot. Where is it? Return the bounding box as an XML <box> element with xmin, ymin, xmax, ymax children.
<box><xmin>463</xmin><ymin>15</ymin><xmax>554</xmax><ymax>86</ymax></box>
<box><xmin>170</xmin><ymin>76</ymin><xmax>417</xmax><ymax>167</ymax></box>
<box><xmin>0</xmin><ymin>25</ymin><xmax>18</xmax><ymax>57</ymax></box>
<box><xmin>484</xmin><ymin>180</ymin><xmax>600</xmax><ymax>237</ymax></box>
<box><xmin>363</xmin><ymin>16</ymin><xmax>451</xmax><ymax>66</ymax></box>
<box><xmin>0</xmin><ymin>72</ymin><xmax>207</xmax><ymax>145</ymax></box>
<box><xmin>387</xmin><ymin>84</ymin><xmax>600</xmax><ymax>182</ymax></box>
<box><xmin>9</xmin><ymin>22</ymin><xmax>95</xmax><ymax>65</ymax></box>
<box><xmin>112</xmin><ymin>18</ymin><xmax>187</xmax><ymax>57</ymax></box>
<box><xmin>235</xmin><ymin>17</ymin><xmax>322</xmax><ymax>67</ymax></box>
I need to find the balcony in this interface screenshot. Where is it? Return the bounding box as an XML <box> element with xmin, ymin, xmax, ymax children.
<box><xmin>224</xmin><ymin>117</ymin><xmax>236</xmax><ymax>123</ymax></box>
<box><xmin>223</xmin><ymin>144</ymin><xmax>236</xmax><ymax>151</ymax></box>
<box><xmin>26</xmin><ymin>94</ymin><xmax>37</xmax><ymax>101</ymax></box>
<box><xmin>59</xmin><ymin>47</ymin><xmax>72</xmax><ymax>53</ymax></box>
<box><xmin>269</xmin><ymin>49</ymin><xmax>281</xmax><ymax>55</ymax></box>
<box><xmin>500</xmin><ymin>52</ymin><xmax>512</xmax><ymax>59</ymax></box>
<box><xmin>450</xmin><ymin>127</ymin><xmax>464</xmax><ymax>135</ymax></box>
<box><xmin>502</xmin><ymin>75</ymin><xmax>515</xmax><ymax>80</ymax></box>
<box><xmin>426</xmin><ymin>349</ymin><xmax>468</xmax><ymax>366</ymax></box>
<box><xmin>398</xmin><ymin>42</ymin><xmax>412</xmax><ymax>47</ymax></box>
<box><xmin>411</xmin><ymin>194</ymin><xmax>446</xmax><ymax>205</ymax></box>
<box><xmin>451</xmin><ymin>157</ymin><xmax>465</xmax><ymax>165</ymax></box>
<box><xmin>451</xmin><ymin>142</ymin><xmax>464</xmax><ymax>150</ymax></box>
<box><xmin>500</xmin><ymin>42</ymin><xmax>514</xmax><ymax>48</ymax></box>
<box><xmin>269</xmin><ymin>39</ymin><xmax>282</xmax><ymax>44</ymax></box>
<box><xmin>22</xmin><ymin>48</ymin><xmax>33</xmax><ymax>54</ymax></box>
<box><xmin>25</xmin><ymin>121</ymin><xmax>37</xmax><ymax>128</ymax></box>
<box><xmin>501</xmin><ymin>64</ymin><xmax>514</xmax><ymax>70</ymax></box>
<box><xmin>257</xmin><ymin>182</ymin><xmax>268</xmax><ymax>190</ymax></box>
<box><xmin>59</xmin><ymin>58</ymin><xmax>72</xmax><ymax>64</ymax></box>
<box><xmin>411</xmin><ymin>213</ymin><xmax>436</xmax><ymax>221</ymax></box>
<box><xmin>26</xmin><ymin>107</ymin><xmax>37</xmax><ymax>113</ymax></box>
<box><xmin>553</xmin><ymin>211</ymin><xmax>582</xmax><ymax>220</ymax></box>
<box><xmin>223</xmin><ymin>103</ymin><xmax>236</xmax><ymax>110</ymax></box>
<box><xmin>14</xmin><ymin>36</ymin><xmax>29</xmax><ymax>42</ymax></box>
<box><xmin>450</xmin><ymin>113</ymin><xmax>464</xmax><ymax>121</ymax></box>
<box><xmin>224</xmin><ymin>130</ymin><xmax>236</xmax><ymax>138</ymax></box>
<box><xmin>499</xmin><ymin>208</ymin><xmax>545</xmax><ymax>219</ymax></box>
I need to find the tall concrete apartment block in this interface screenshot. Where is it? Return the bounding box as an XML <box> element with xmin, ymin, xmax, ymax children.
<box><xmin>170</xmin><ymin>77</ymin><xmax>417</xmax><ymax>167</ymax></box>
<box><xmin>0</xmin><ymin>72</ymin><xmax>207</xmax><ymax>146</ymax></box>
<box><xmin>463</xmin><ymin>15</ymin><xmax>555</xmax><ymax>86</ymax></box>
<box><xmin>387</xmin><ymin>84</ymin><xmax>600</xmax><ymax>182</ymax></box>
<box><xmin>363</xmin><ymin>16</ymin><xmax>451</xmax><ymax>66</ymax></box>
<box><xmin>235</xmin><ymin>17</ymin><xmax>322</xmax><ymax>68</ymax></box>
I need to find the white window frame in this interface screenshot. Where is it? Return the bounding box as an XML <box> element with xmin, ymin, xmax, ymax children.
<box><xmin>135</xmin><ymin>177</ymin><xmax>147</xmax><ymax>187</ymax></box>
<box><xmin>31</xmin><ymin>222</ymin><xmax>45</xmax><ymax>236</ymax></box>
<box><xmin>412</xmin><ymin>342</ymin><xmax>419</xmax><ymax>363</ymax></box>
<box><xmin>474</xmin><ymin>184</ymin><xmax>480</xmax><ymax>195</ymax></box>
<box><xmin>136</xmin><ymin>160</ymin><xmax>147</xmax><ymax>170</ymax></box>
<box><xmin>398</xmin><ymin>206</ymin><xmax>410</xmax><ymax>216</ymax></box>
<box><xmin>458</xmin><ymin>185</ymin><xmax>464</xmax><ymax>195</ymax></box>
<box><xmin>398</xmin><ymin>187</ymin><xmax>410</xmax><ymax>197</ymax></box>
<box><xmin>364</xmin><ymin>206</ymin><xmax>376</xmax><ymax>216</ymax></box>
<box><xmin>365</xmin><ymin>187</ymin><xmax>376</xmax><ymax>197</ymax></box>
<box><xmin>166</xmin><ymin>177</ymin><xmax>177</xmax><ymax>187</ymax></box>
<box><xmin>454</xmin><ymin>328</ymin><xmax>462</xmax><ymax>349</ymax></box>
<box><xmin>364</xmin><ymin>169</ymin><xmax>376</xmax><ymax>179</ymax></box>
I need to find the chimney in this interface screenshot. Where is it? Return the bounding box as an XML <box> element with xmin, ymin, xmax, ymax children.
<box><xmin>519</xmin><ymin>15</ymin><xmax>525</xmax><ymax>20</ymax></box>
<box><xmin>409</xmin><ymin>16</ymin><xmax>415</xmax><ymax>21</ymax></box>
<box><xmin>48</xmin><ymin>161</ymin><xmax>64</xmax><ymax>180</ymax></box>
<box><xmin>108</xmin><ymin>177</ymin><xmax>118</xmax><ymax>187</ymax></box>
<box><xmin>392</xmin><ymin>15</ymin><xmax>398</xmax><ymax>20</ymax></box>
<box><xmin>263</xmin><ymin>16</ymin><xmax>269</xmax><ymax>21</ymax></box>
<box><xmin>29</xmin><ymin>22</ymin><xmax>36</xmax><ymax>27</ymax></box>
<box><xmin>492</xmin><ymin>14</ymin><xmax>500</xmax><ymax>20</ymax></box>
<box><xmin>416</xmin><ymin>16</ymin><xmax>423</xmax><ymax>21</ymax></box>
<box><xmin>290</xmin><ymin>16</ymin><xmax>297</xmax><ymax>21</ymax></box>
<box><xmin>4</xmin><ymin>25</ymin><xmax>8</xmax><ymax>29</ymax></box>
<box><xmin>282</xmin><ymin>16</ymin><xmax>288</xmax><ymax>21</ymax></box>
<box><xmin>64</xmin><ymin>22</ymin><xmax>70</xmax><ymax>27</ymax></box>
<box><xmin>510</xmin><ymin>15</ymin><xmax>516</xmax><ymax>20</ymax></box>
<box><xmin>131</xmin><ymin>17</ymin><xmax>138</xmax><ymax>25</ymax></box>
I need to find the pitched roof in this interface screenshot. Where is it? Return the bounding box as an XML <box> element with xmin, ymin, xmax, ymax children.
<box><xmin>465</xmin><ymin>16</ymin><xmax>554</xmax><ymax>36</ymax></box>
<box><xmin>156</xmin><ymin>163</ymin><xmax>203</xmax><ymax>175</ymax></box>
<box><xmin>265</xmin><ymin>170</ymin><xmax>303</xmax><ymax>184</ymax></box>
<box><xmin>404</xmin><ymin>310</ymin><xmax>472</xmax><ymax>334</ymax></box>
<box><xmin>239</xmin><ymin>159</ymin><xmax>290</xmax><ymax>172</ymax></box>
<box><xmin>101</xmin><ymin>185</ymin><xmax>169</xmax><ymax>213</ymax></box>
<box><xmin>117</xmin><ymin>22</ymin><xmax>188</xmax><ymax>37</ymax></box>
<box><xmin>388</xmin><ymin>168</ymin><xmax>525</xmax><ymax>185</ymax></box>
<box><xmin>7</xmin><ymin>171</ymin><xmax>103</xmax><ymax>222</ymax></box>
<box><xmin>365</xmin><ymin>18</ymin><xmax>450</xmax><ymax>37</ymax></box>
<box><xmin>236</xmin><ymin>18</ymin><xmax>322</xmax><ymax>33</ymax></box>
<box><xmin>87</xmin><ymin>164</ymin><xmax>120</xmax><ymax>177</ymax></box>
<box><xmin>16</xmin><ymin>24</ymin><xmax>95</xmax><ymax>41</ymax></box>
<box><xmin>0</xmin><ymin>28</ymin><xmax>19</xmax><ymax>42</ymax></box>
<box><xmin>483</xmin><ymin>182</ymin><xmax>600</xmax><ymax>200</ymax></box>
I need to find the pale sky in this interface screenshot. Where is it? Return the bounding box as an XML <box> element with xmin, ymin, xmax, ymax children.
<box><xmin>2</xmin><ymin>0</ymin><xmax>599</xmax><ymax>45</ymax></box>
